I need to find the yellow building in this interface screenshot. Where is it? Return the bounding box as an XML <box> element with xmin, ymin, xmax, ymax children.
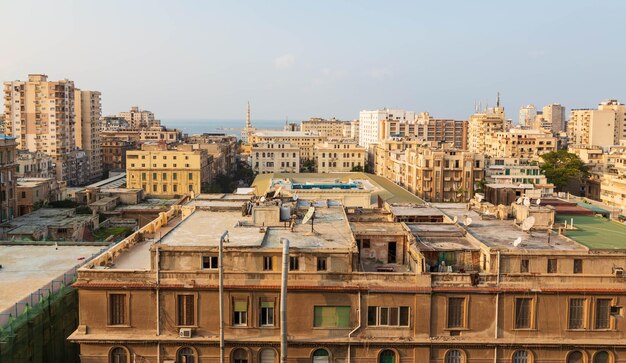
<box><xmin>251</xmin><ymin>142</ymin><xmax>300</xmax><ymax>174</ymax></box>
<box><xmin>569</xmin><ymin>100</ymin><xmax>626</xmax><ymax>147</ymax></box>
<box><xmin>300</xmin><ymin>117</ymin><xmax>347</xmax><ymax>137</ymax></box>
<box><xmin>126</xmin><ymin>143</ymin><xmax>211</xmax><ymax>197</ymax></box>
<box><xmin>468</xmin><ymin>102</ymin><xmax>506</xmax><ymax>154</ymax></box>
<box><xmin>249</xmin><ymin>131</ymin><xmax>326</xmax><ymax>161</ymax></box>
<box><xmin>314</xmin><ymin>140</ymin><xmax>366</xmax><ymax>173</ymax></box>
<box><xmin>486</xmin><ymin>128</ymin><xmax>556</xmax><ymax>161</ymax></box>
<box><xmin>601</xmin><ymin>142</ymin><xmax>626</xmax><ymax>214</ymax></box>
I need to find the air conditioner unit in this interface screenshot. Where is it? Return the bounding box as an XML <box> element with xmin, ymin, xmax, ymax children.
<box><xmin>614</xmin><ymin>267</ymin><xmax>624</xmax><ymax>278</ymax></box>
<box><xmin>179</xmin><ymin>327</ymin><xmax>193</xmax><ymax>338</ymax></box>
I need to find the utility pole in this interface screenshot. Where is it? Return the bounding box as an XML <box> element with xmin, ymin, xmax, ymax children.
<box><xmin>219</xmin><ymin>231</ymin><xmax>229</xmax><ymax>363</ymax></box>
<box><xmin>280</xmin><ymin>238</ymin><xmax>289</xmax><ymax>363</ymax></box>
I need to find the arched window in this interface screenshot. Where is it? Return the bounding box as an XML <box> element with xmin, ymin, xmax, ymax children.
<box><xmin>232</xmin><ymin>348</ymin><xmax>248</xmax><ymax>363</ymax></box>
<box><xmin>379</xmin><ymin>350</ymin><xmax>396</xmax><ymax>363</ymax></box>
<box><xmin>110</xmin><ymin>347</ymin><xmax>128</xmax><ymax>363</ymax></box>
<box><xmin>177</xmin><ymin>347</ymin><xmax>195</xmax><ymax>363</ymax></box>
<box><xmin>567</xmin><ymin>351</ymin><xmax>584</xmax><ymax>363</ymax></box>
<box><xmin>445</xmin><ymin>350</ymin><xmax>463</xmax><ymax>363</ymax></box>
<box><xmin>513</xmin><ymin>350</ymin><xmax>529</xmax><ymax>363</ymax></box>
<box><xmin>313</xmin><ymin>348</ymin><xmax>330</xmax><ymax>363</ymax></box>
<box><xmin>260</xmin><ymin>349</ymin><xmax>276</xmax><ymax>363</ymax></box>
<box><xmin>593</xmin><ymin>352</ymin><xmax>610</xmax><ymax>363</ymax></box>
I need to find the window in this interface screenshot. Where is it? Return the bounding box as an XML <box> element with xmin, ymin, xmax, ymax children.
<box><xmin>361</xmin><ymin>239</ymin><xmax>371</xmax><ymax>249</ymax></box>
<box><xmin>263</xmin><ymin>256</ymin><xmax>273</xmax><ymax>271</ymax></box>
<box><xmin>188</xmin><ymin>172</ymin><xmax>193</xmax><ymax>180</ymax></box>
<box><xmin>233</xmin><ymin>299</ymin><xmax>248</xmax><ymax>326</ymax></box>
<box><xmin>108</xmin><ymin>294</ymin><xmax>127</xmax><ymax>325</ymax></box>
<box><xmin>163</xmin><ymin>185</ymin><xmax>167</xmax><ymax>192</ymax></box>
<box><xmin>177</xmin><ymin>294</ymin><xmax>195</xmax><ymax>326</ymax></box>
<box><xmin>309</xmin><ymin>349</ymin><xmax>329</xmax><ymax>363</ymax></box>
<box><xmin>593</xmin><ymin>351</ymin><xmax>610</xmax><ymax>363</ymax></box>
<box><xmin>152</xmin><ymin>172</ymin><xmax>157</xmax><ymax>180</ymax></box>
<box><xmin>317</xmin><ymin>257</ymin><xmax>327</xmax><ymax>271</ymax></box>
<box><xmin>109</xmin><ymin>347</ymin><xmax>128</xmax><ymax>363</ymax></box>
<box><xmin>173</xmin><ymin>172</ymin><xmax>177</xmax><ymax>180</ymax></box>
<box><xmin>202</xmin><ymin>255</ymin><xmax>218</xmax><ymax>269</ymax></box>
<box><xmin>512</xmin><ymin>350</ymin><xmax>529</xmax><ymax>363</ymax></box>
<box><xmin>447</xmin><ymin>297</ymin><xmax>466</xmax><ymax>329</ymax></box>
<box><xmin>141</xmin><ymin>173</ymin><xmax>146</xmax><ymax>181</ymax></box>
<box><xmin>260</xmin><ymin>349</ymin><xmax>276</xmax><ymax>363</ymax></box>
<box><xmin>260</xmin><ymin>300</ymin><xmax>275</xmax><ymax>326</ymax></box>
<box><xmin>515</xmin><ymin>298</ymin><xmax>532</xmax><ymax>329</ymax></box>
<box><xmin>520</xmin><ymin>259</ymin><xmax>529</xmax><ymax>273</ymax></box>
<box><xmin>232</xmin><ymin>349</ymin><xmax>248</xmax><ymax>363</ymax></box>
<box><xmin>173</xmin><ymin>185</ymin><xmax>178</xmax><ymax>192</ymax></box>
<box><xmin>367</xmin><ymin>306</ymin><xmax>409</xmax><ymax>326</ymax></box>
<box><xmin>568</xmin><ymin>298</ymin><xmax>585</xmax><ymax>329</ymax></box>
<box><xmin>547</xmin><ymin>259</ymin><xmax>557</xmax><ymax>273</ymax></box>
<box><xmin>313</xmin><ymin>306</ymin><xmax>350</xmax><ymax>328</ymax></box>
<box><xmin>378</xmin><ymin>350</ymin><xmax>396</xmax><ymax>363</ymax></box>
<box><xmin>573</xmin><ymin>259</ymin><xmax>583</xmax><ymax>274</ymax></box>
<box><xmin>289</xmin><ymin>256</ymin><xmax>299</xmax><ymax>271</ymax></box>
<box><xmin>162</xmin><ymin>172</ymin><xmax>167</xmax><ymax>180</ymax></box>
<box><xmin>152</xmin><ymin>184</ymin><xmax>157</xmax><ymax>192</ymax></box>
<box><xmin>445</xmin><ymin>350</ymin><xmax>463</xmax><ymax>363</ymax></box>
<box><xmin>177</xmin><ymin>347</ymin><xmax>195</xmax><ymax>363</ymax></box>
<box><xmin>595</xmin><ymin>299</ymin><xmax>611</xmax><ymax>329</ymax></box>
<box><xmin>567</xmin><ymin>351</ymin><xmax>584</xmax><ymax>363</ymax></box>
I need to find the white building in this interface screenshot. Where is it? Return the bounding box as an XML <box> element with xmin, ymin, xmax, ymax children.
<box><xmin>519</xmin><ymin>104</ymin><xmax>537</xmax><ymax>128</ymax></box>
<box><xmin>358</xmin><ymin>109</ymin><xmax>415</xmax><ymax>149</ymax></box>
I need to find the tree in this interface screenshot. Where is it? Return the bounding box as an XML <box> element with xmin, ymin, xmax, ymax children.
<box><xmin>350</xmin><ymin>165</ymin><xmax>364</xmax><ymax>172</ymax></box>
<box><xmin>540</xmin><ymin>150</ymin><xmax>589</xmax><ymax>192</ymax></box>
<box><xmin>301</xmin><ymin>159</ymin><xmax>315</xmax><ymax>173</ymax></box>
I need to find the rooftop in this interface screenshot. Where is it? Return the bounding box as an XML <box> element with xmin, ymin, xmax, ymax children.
<box><xmin>555</xmin><ymin>215</ymin><xmax>626</xmax><ymax>250</ymax></box>
<box><xmin>0</xmin><ymin>244</ymin><xmax>104</xmax><ymax>312</ymax></box>
<box><xmin>0</xmin><ymin>208</ymin><xmax>94</xmax><ymax>236</ymax></box>
<box><xmin>434</xmin><ymin>203</ymin><xmax>586</xmax><ymax>252</ymax></box>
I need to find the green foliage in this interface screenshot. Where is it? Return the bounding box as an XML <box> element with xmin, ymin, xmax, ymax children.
<box><xmin>46</xmin><ymin>199</ymin><xmax>79</xmax><ymax>208</ymax></box>
<box><xmin>93</xmin><ymin>227</ymin><xmax>133</xmax><ymax>241</ymax></box>
<box><xmin>540</xmin><ymin>150</ymin><xmax>590</xmax><ymax>191</ymax></box>
<box><xmin>300</xmin><ymin>159</ymin><xmax>315</xmax><ymax>173</ymax></box>
<box><xmin>350</xmin><ymin>165</ymin><xmax>364</xmax><ymax>172</ymax></box>
<box><xmin>75</xmin><ymin>205</ymin><xmax>92</xmax><ymax>214</ymax></box>
<box><xmin>201</xmin><ymin>161</ymin><xmax>256</xmax><ymax>193</ymax></box>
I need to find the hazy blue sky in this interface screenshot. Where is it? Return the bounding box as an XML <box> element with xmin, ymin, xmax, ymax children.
<box><xmin>2</xmin><ymin>0</ymin><xmax>625</xmax><ymax>121</ymax></box>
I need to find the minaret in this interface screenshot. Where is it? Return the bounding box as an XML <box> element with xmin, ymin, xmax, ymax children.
<box><xmin>246</xmin><ymin>101</ymin><xmax>251</xmax><ymax>130</ymax></box>
<box><xmin>243</xmin><ymin>101</ymin><xmax>252</xmax><ymax>143</ymax></box>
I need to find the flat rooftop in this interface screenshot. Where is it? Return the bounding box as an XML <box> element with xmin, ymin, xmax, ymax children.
<box><xmin>350</xmin><ymin>222</ymin><xmax>407</xmax><ymax>236</ymax></box>
<box><xmin>434</xmin><ymin>203</ymin><xmax>585</xmax><ymax>251</ymax></box>
<box><xmin>556</xmin><ymin>215</ymin><xmax>626</xmax><ymax>250</ymax></box>
<box><xmin>0</xmin><ymin>244</ymin><xmax>104</xmax><ymax>312</ymax></box>
<box><xmin>407</xmin><ymin>224</ymin><xmax>481</xmax><ymax>252</ymax></box>
<box><xmin>0</xmin><ymin>208</ymin><xmax>94</xmax><ymax>234</ymax></box>
<box><xmin>114</xmin><ymin>198</ymin><xmax>179</xmax><ymax>211</ymax></box>
<box><xmin>389</xmin><ymin>205</ymin><xmax>444</xmax><ymax>217</ymax></box>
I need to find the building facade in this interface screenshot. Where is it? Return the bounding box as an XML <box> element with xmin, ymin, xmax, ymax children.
<box><xmin>75</xmin><ymin>90</ymin><xmax>103</xmax><ymax>181</ymax></box>
<box><xmin>249</xmin><ymin>131</ymin><xmax>326</xmax><ymax>161</ymax></box>
<box><xmin>359</xmin><ymin>109</ymin><xmax>416</xmax><ymax>149</ymax></box>
<box><xmin>486</xmin><ymin>128</ymin><xmax>557</xmax><ymax>161</ymax></box>
<box><xmin>300</xmin><ymin>118</ymin><xmax>347</xmax><ymax>138</ymax></box>
<box><xmin>102</xmin><ymin>135</ymin><xmax>136</xmax><ymax>176</ymax></box>
<box><xmin>0</xmin><ymin>136</ymin><xmax>17</xmax><ymax>222</ymax></box>
<box><xmin>569</xmin><ymin>100</ymin><xmax>626</xmax><ymax>148</ymax></box>
<box><xmin>15</xmin><ymin>150</ymin><xmax>56</xmax><ymax>178</ymax></box>
<box><xmin>518</xmin><ymin>104</ymin><xmax>537</xmax><ymax>128</ymax></box>
<box><xmin>126</xmin><ymin>143</ymin><xmax>211</xmax><ymax>197</ymax></box>
<box><xmin>117</xmin><ymin>106</ymin><xmax>158</xmax><ymax>129</ymax></box>
<box><xmin>314</xmin><ymin>141</ymin><xmax>366</xmax><ymax>173</ymax></box>
<box><xmin>251</xmin><ymin>142</ymin><xmax>300</xmax><ymax>174</ymax></box>
<box><xmin>467</xmin><ymin>105</ymin><xmax>506</xmax><ymax>154</ymax></box>
<box><xmin>543</xmin><ymin>103</ymin><xmax>566</xmax><ymax>134</ymax></box>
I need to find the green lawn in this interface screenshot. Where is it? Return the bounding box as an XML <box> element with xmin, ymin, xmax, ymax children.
<box><xmin>556</xmin><ymin>215</ymin><xmax>626</xmax><ymax>250</ymax></box>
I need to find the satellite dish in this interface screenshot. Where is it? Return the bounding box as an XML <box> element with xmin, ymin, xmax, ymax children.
<box><xmin>476</xmin><ymin>194</ymin><xmax>484</xmax><ymax>202</ymax></box>
<box><xmin>464</xmin><ymin>217</ymin><xmax>473</xmax><ymax>226</ymax></box>
<box><xmin>536</xmin><ymin>198</ymin><xmax>541</xmax><ymax>205</ymax></box>
<box><xmin>452</xmin><ymin>216</ymin><xmax>458</xmax><ymax>223</ymax></box>
<box><xmin>292</xmin><ymin>193</ymin><xmax>299</xmax><ymax>201</ymax></box>
<box><xmin>260</xmin><ymin>196</ymin><xmax>266</xmax><ymax>203</ymax></box>
<box><xmin>521</xmin><ymin>216</ymin><xmax>536</xmax><ymax>231</ymax></box>
<box><xmin>523</xmin><ymin>198</ymin><xmax>531</xmax><ymax>207</ymax></box>
<box><xmin>512</xmin><ymin>237</ymin><xmax>522</xmax><ymax>247</ymax></box>
<box><xmin>302</xmin><ymin>207</ymin><xmax>315</xmax><ymax>225</ymax></box>
<box><xmin>516</xmin><ymin>197</ymin><xmax>523</xmax><ymax>204</ymax></box>
<box><xmin>275</xmin><ymin>186</ymin><xmax>282</xmax><ymax>197</ymax></box>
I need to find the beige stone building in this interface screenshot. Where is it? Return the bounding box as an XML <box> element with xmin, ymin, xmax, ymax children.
<box><xmin>102</xmin><ymin>135</ymin><xmax>136</xmax><ymax>175</ymax></box>
<box><xmin>251</xmin><ymin>142</ymin><xmax>300</xmax><ymax>174</ymax></box>
<box><xmin>600</xmin><ymin>142</ymin><xmax>626</xmax><ymax>213</ymax></box>
<box><xmin>16</xmin><ymin>177</ymin><xmax>66</xmax><ymax>215</ymax></box>
<box><xmin>117</xmin><ymin>105</ymin><xmax>159</xmax><ymax>129</ymax></box>
<box><xmin>300</xmin><ymin>117</ymin><xmax>347</xmax><ymax>137</ymax></box>
<box><xmin>69</xmin><ymin>189</ymin><xmax>626</xmax><ymax>362</ymax></box>
<box><xmin>486</xmin><ymin>128</ymin><xmax>556</xmax><ymax>161</ymax></box>
<box><xmin>15</xmin><ymin>150</ymin><xmax>55</xmax><ymax>178</ymax></box>
<box><xmin>569</xmin><ymin>100</ymin><xmax>626</xmax><ymax>148</ymax></box>
<box><xmin>75</xmin><ymin>90</ymin><xmax>103</xmax><ymax>181</ymax></box>
<box><xmin>126</xmin><ymin>143</ymin><xmax>211</xmax><ymax>197</ymax></box>
<box><xmin>186</xmin><ymin>134</ymin><xmax>238</xmax><ymax>176</ymax></box>
<box><xmin>249</xmin><ymin>131</ymin><xmax>326</xmax><ymax>161</ymax></box>
<box><xmin>468</xmin><ymin>104</ymin><xmax>506</xmax><ymax>154</ymax></box>
<box><xmin>543</xmin><ymin>103</ymin><xmax>566</xmax><ymax>133</ymax></box>
<box><xmin>314</xmin><ymin>140</ymin><xmax>366</xmax><ymax>173</ymax></box>
<box><xmin>0</xmin><ymin>136</ymin><xmax>18</xmax><ymax>221</ymax></box>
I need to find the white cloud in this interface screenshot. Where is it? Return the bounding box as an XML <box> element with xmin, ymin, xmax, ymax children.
<box><xmin>274</xmin><ymin>54</ymin><xmax>296</xmax><ymax>70</ymax></box>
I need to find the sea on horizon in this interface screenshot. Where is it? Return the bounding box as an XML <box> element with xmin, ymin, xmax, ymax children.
<box><xmin>162</xmin><ymin>119</ymin><xmax>287</xmax><ymax>139</ymax></box>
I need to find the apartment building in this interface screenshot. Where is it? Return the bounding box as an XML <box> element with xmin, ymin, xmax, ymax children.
<box><xmin>249</xmin><ymin>131</ymin><xmax>326</xmax><ymax>161</ymax></box>
<box><xmin>485</xmin><ymin>157</ymin><xmax>549</xmax><ymax>185</ymax></box>
<box><xmin>359</xmin><ymin>108</ymin><xmax>416</xmax><ymax>148</ymax></box>
<box><xmin>16</xmin><ymin>177</ymin><xmax>66</xmax><ymax>215</ymax></box>
<box><xmin>75</xmin><ymin>90</ymin><xmax>103</xmax><ymax>181</ymax></box>
<box><xmin>15</xmin><ymin>150</ymin><xmax>55</xmax><ymax>178</ymax></box>
<box><xmin>126</xmin><ymin>143</ymin><xmax>211</xmax><ymax>197</ymax></box>
<box><xmin>569</xmin><ymin>100</ymin><xmax>626</xmax><ymax>148</ymax></box>
<box><xmin>467</xmin><ymin>104</ymin><xmax>506</xmax><ymax>154</ymax></box>
<box><xmin>543</xmin><ymin>103</ymin><xmax>566</xmax><ymax>133</ymax></box>
<box><xmin>140</xmin><ymin>126</ymin><xmax>182</xmax><ymax>144</ymax></box>
<box><xmin>314</xmin><ymin>140</ymin><xmax>366</xmax><ymax>173</ymax></box>
<box><xmin>486</xmin><ymin>128</ymin><xmax>557</xmax><ymax>161</ymax></box>
<box><xmin>600</xmin><ymin>142</ymin><xmax>626</xmax><ymax>213</ymax></box>
<box><xmin>117</xmin><ymin>105</ymin><xmax>159</xmax><ymax>128</ymax></box>
<box><xmin>251</xmin><ymin>142</ymin><xmax>300</xmax><ymax>174</ymax></box>
<box><xmin>300</xmin><ymin>117</ymin><xmax>347</xmax><ymax>137</ymax></box>
<box><xmin>518</xmin><ymin>104</ymin><xmax>537</xmax><ymax>128</ymax></box>
<box><xmin>0</xmin><ymin>136</ymin><xmax>17</xmax><ymax>222</ymax></box>
<box><xmin>186</xmin><ymin>133</ymin><xmax>238</xmax><ymax>176</ymax></box>
<box><xmin>101</xmin><ymin>135</ymin><xmax>136</xmax><ymax>175</ymax></box>
<box><xmin>69</xmin><ymin>191</ymin><xmax>626</xmax><ymax>362</ymax></box>
<box><xmin>0</xmin><ymin>114</ymin><xmax>4</xmax><ymax>134</ymax></box>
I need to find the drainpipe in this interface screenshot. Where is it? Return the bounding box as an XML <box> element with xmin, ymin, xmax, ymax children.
<box><xmin>347</xmin><ymin>291</ymin><xmax>362</xmax><ymax>363</ymax></box>
<box><xmin>280</xmin><ymin>238</ymin><xmax>289</xmax><ymax>363</ymax></box>
<box><xmin>155</xmin><ymin>245</ymin><xmax>161</xmax><ymax>361</ymax></box>
<box><xmin>219</xmin><ymin>231</ymin><xmax>229</xmax><ymax>363</ymax></box>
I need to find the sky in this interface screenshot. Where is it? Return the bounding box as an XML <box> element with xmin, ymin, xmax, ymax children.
<box><xmin>2</xmin><ymin>0</ymin><xmax>626</xmax><ymax>122</ymax></box>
